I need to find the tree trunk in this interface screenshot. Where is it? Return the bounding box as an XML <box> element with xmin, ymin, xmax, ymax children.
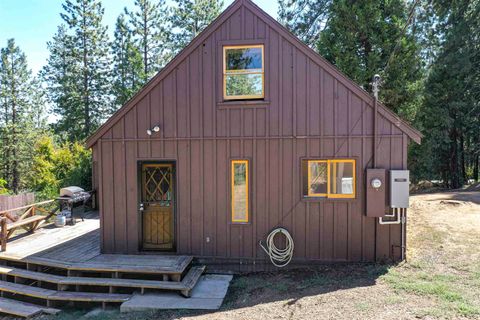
<box><xmin>3</xmin><ymin>94</ymin><xmax>10</xmax><ymax>187</ymax></box>
<box><xmin>10</xmin><ymin>52</ymin><xmax>18</xmax><ymax>193</ymax></box>
<box><xmin>460</xmin><ymin>134</ymin><xmax>466</xmax><ymax>183</ymax></box>
<box><xmin>474</xmin><ymin>154</ymin><xmax>479</xmax><ymax>182</ymax></box>
<box><xmin>82</xmin><ymin>8</ymin><xmax>90</xmax><ymax>138</ymax></box>
<box><xmin>143</xmin><ymin>11</ymin><xmax>148</xmax><ymax>76</ymax></box>
<box><xmin>449</xmin><ymin>129</ymin><xmax>460</xmax><ymax>189</ymax></box>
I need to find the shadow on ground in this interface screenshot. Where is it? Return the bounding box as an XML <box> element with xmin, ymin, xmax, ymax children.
<box><xmin>118</xmin><ymin>263</ymin><xmax>392</xmax><ymax>320</ymax></box>
<box><xmin>422</xmin><ymin>191</ymin><xmax>480</xmax><ymax>205</ymax></box>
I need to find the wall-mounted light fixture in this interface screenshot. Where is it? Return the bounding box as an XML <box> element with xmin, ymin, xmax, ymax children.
<box><xmin>146</xmin><ymin>125</ymin><xmax>160</xmax><ymax>136</ymax></box>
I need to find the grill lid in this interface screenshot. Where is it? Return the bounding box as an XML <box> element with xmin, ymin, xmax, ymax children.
<box><xmin>60</xmin><ymin>186</ymin><xmax>85</xmax><ymax>197</ymax></box>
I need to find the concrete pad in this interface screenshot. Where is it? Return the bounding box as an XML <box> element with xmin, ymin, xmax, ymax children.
<box><xmin>120</xmin><ymin>274</ymin><xmax>233</xmax><ymax>312</ymax></box>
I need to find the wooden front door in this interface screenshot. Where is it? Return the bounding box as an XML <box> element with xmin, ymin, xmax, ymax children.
<box><xmin>140</xmin><ymin>163</ymin><xmax>175</xmax><ymax>250</ymax></box>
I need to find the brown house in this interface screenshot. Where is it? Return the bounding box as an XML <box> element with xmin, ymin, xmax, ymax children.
<box><xmin>86</xmin><ymin>0</ymin><xmax>422</xmax><ymax>270</ymax></box>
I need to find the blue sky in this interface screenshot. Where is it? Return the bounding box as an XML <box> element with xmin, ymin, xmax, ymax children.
<box><xmin>0</xmin><ymin>0</ymin><xmax>278</xmax><ymax>75</ymax></box>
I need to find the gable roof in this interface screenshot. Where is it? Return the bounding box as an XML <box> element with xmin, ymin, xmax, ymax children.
<box><xmin>86</xmin><ymin>0</ymin><xmax>422</xmax><ymax>148</ymax></box>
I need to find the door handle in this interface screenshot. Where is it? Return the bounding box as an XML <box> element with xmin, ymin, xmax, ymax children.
<box><xmin>139</xmin><ymin>203</ymin><xmax>144</xmax><ymax>211</ymax></box>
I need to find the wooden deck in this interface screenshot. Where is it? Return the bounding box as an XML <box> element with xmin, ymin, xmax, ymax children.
<box><xmin>0</xmin><ymin>213</ymin><xmax>192</xmax><ymax>275</ymax></box>
<box><xmin>0</xmin><ymin>212</ymin><xmax>203</xmax><ymax>316</ymax></box>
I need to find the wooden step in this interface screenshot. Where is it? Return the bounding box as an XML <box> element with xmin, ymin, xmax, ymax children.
<box><xmin>0</xmin><ymin>265</ymin><xmax>205</xmax><ymax>293</ymax></box>
<box><xmin>24</xmin><ymin>255</ymin><xmax>194</xmax><ymax>275</ymax></box>
<box><xmin>0</xmin><ymin>280</ymin><xmax>130</xmax><ymax>303</ymax></box>
<box><xmin>181</xmin><ymin>266</ymin><xmax>206</xmax><ymax>296</ymax></box>
<box><xmin>0</xmin><ymin>297</ymin><xmax>43</xmax><ymax>318</ymax></box>
<box><xmin>0</xmin><ymin>297</ymin><xmax>60</xmax><ymax>318</ymax></box>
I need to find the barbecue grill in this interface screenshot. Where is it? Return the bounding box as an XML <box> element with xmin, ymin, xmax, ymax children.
<box><xmin>56</xmin><ymin>186</ymin><xmax>91</xmax><ymax>225</ymax></box>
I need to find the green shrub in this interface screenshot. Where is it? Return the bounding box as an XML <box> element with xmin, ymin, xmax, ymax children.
<box><xmin>0</xmin><ymin>178</ymin><xmax>10</xmax><ymax>195</ymax></box>
<box><xmin>28</xmin><ymin>134</ymin><xmax>91</xmax><ymax>200</ymax></box>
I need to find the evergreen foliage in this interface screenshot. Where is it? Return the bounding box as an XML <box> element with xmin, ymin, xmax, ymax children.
<box><xmin>411</xmin><ymin>0</ymin><xmax>480</xmax><ymax>187</ymax></box>
<box><xmin>169</xmin><ymin>0</ymin><xmax>223</xmax><ymax>53</ymax></box>
<box><xmin>0</xmin><ymin>39</ymin><xmax>48</xmax><ymax>193</ymax></box>
<box><xmin>278</xmin><ymin>0</ymin><xmax>331</xmax><ymax>46</ymax></box>
<box><xmin>318</xmin><ymin>1</ymin><xmax>424</xmax><ymax>118</ymax></box>
<box><xmin>125</xmin><ymin>0</ymin><xmax>170</xmax><ymax>81</ymax></box>
<box><xmin>111</xmin><ymin>14</ymin><xmax>145</xmax><ymax>108</ymax></box>
<box><xmin>43</xmin><ymin>0</ymin><xmax>111</xmax><ymax>140</ymax></box>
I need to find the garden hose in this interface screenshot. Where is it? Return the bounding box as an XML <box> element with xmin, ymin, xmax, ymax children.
<box><xmin>259</xmin><ymin>227</ymin><xmax>294</xmax><ymax>268</ymax></box>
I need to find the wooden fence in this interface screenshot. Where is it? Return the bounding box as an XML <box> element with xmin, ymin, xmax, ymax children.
<box><xmin>0</xmin><ymin>193</ymin><xmax>35</xmax><ymax>213</ymax></box>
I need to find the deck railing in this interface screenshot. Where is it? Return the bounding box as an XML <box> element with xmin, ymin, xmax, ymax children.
<box><xmin>0</xmin><ymin>200</ymin><xmax>58</xmax><ymax>251</ymax></box>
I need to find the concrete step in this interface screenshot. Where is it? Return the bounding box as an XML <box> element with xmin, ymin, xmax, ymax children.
<box><xmin>120</xmin><ymin>274</ymin><xmax>233</xmax><ymax>312</ymax></box>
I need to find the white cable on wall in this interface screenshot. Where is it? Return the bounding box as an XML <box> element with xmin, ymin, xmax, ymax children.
<box><xmin>259</xmin><ymin>228</ymin><xmax>294</xmax><ymax>268</ymax></box>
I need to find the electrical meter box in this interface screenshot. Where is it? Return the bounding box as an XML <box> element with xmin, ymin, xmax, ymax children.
<box><xmin>390</xmin><ymin>170</ymin><xmax>410</xmax><ymax>208</ymax></box>
<box><xmin>366</xmin><ymin>169</ymin><xmax>386</xmax><ymax>217</ymax></box>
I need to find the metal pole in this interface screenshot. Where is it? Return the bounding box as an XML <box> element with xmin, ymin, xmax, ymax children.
<box><xmin>372</xmin><ymin>75</ymin><xmax>380</xmax><ymax>169</ymax></box>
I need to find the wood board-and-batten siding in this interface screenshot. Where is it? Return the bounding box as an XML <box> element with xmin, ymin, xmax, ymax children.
<box><xmin>92</xmin><ymin>4</ymin><xmax>408</xmax><ymax>263</ymax></box>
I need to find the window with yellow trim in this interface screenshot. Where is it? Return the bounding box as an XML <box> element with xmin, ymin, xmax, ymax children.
<box><xmin>231</xmin><ymin>160</ymin><xmax>249</xmax><ymax>223</ymax></box>
<box><xmin>302</xmin><ymin>159</ymin><xmax>356</xmax><ymax>199</ymax></box>
<box><xmin>223</xmin><ymin>45</ymin><xmax>264</xmax><ymax>100</ymax></box>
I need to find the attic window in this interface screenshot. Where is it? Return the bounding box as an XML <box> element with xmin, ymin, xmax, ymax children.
<box><xmin>223</xmin><ymin>45</ymin><xmax>264</xmax><ymax>100</ymax></box>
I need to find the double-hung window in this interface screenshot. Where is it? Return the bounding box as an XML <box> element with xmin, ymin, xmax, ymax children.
<box><xmin>223</xmin><ymin>45</ymin><xmax>264</xmax><ymax>100</ymax></box>
<box><xmin>303</xmin><ymin>159</ymin><xmax>356</xmax><ymax>199</ymax></box>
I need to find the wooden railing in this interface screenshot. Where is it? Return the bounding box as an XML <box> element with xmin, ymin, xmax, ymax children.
<box><xmin>0</xmin><ymin>193</ymin><xmax>35</xmax><ymax>212</ymax></box>
<box><xmin>0</xmin><ymin>200</ymin><xmax>58</xmax><ymax>251</ymax></box>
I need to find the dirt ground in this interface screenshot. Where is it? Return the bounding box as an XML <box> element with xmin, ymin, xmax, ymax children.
<box><xmin>29</xmin><ymin>191</ymin><xmax>480</xmax><ymax>320</ymax></box>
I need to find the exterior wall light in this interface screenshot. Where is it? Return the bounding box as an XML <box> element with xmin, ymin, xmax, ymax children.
<box><xmin>146</xmin><ymin>125</ymin><xmax>160</xmax><ymax>136</ymax></box>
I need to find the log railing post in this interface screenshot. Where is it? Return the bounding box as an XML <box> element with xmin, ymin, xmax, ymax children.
<box><xmin>0</xmin><ymin>217</ymin><xmax>7</xmax><ymax>252</ymax></box>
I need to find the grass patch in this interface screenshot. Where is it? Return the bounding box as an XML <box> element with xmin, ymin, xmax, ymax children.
<box><xmin>296</xmin><ymin>273</ymin><xmax>331</xmax><ymax>289</ymax></box>
<box><xmin>382</xmin><ymin>267</ymin><xmax>480</xmax><ymax>317</ymax></box>
<box><xmin>266</xmin><ymin>281</ymin><xmax>290</xmax><ymax>292</ymax></box>
<box><xmin>382</xmin><ymin>269</ymin><xmax>463</xmax><ymax>303</ymax></box>
<box><xmin>454</xmin><ymin>301</ymin><xmax>480</xmax><ymax>317</ymax></box>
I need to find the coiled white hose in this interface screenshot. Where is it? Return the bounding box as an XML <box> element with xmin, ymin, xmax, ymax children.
<box><xmin>259</xmin><ymin>228</ymin><xmax>294</xmax><ymax>268</ymax></box>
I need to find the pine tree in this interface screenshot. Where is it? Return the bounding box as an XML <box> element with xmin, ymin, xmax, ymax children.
<box><xmin>411</xmin><ymin>0</ymin><xmax>480</xmax><ymax>187</ymax></box>
<box><xmin>278</xmin><ymin>0</ymin><xmax>331</xmax><ymax>46</ymax></box>
<box><xmin>0</xmin><ymin>39</ymin><xmax>47</xmax><ymax>193</ymax></box>
<box><xmin>43</xmin><ymin>0</ymin><xmax>111</xmax><ymax>141</ymax></box>
<box><xmin>316</xmin><ymin>0</ymin><xmax>424</xmax><ymax>118</ymax></box>
<box><xmin>111</xmin><ymin>14</ymin><xmax>145</xmax><ymax>108</ymax></box>
<box><xmin>278</xmin><ymin>1</ymin><xmax>424</xmax><ymax>120</ymax></box>
<box><xmin>41</xmin><ymin>25</ymin><xmax>78</xmax><ymax>136</ymax></box>
<box><xmin>170</xmin><ymin>0</ymin><xmax>223</xmax><ymax>53</ymax></box>
<box><xmin>126</xmin><ymin>0</ymin><xmax>170</xmax><ymax>81</ymax></box>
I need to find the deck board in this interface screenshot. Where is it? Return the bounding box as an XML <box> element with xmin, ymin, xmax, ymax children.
<box><xmin>0</xmin><ymin>265</ymin><xmax>204</xmax><ymax>290</ymax></box>
<box><xmin>0</xmin><ymin>280</ymin><xmax>130</xmax><ymax>302</ymax></box>
<box><xmin>0</xmin><ymin>213</ymin><xmax>193</xmax><ymax>275</ymax></box>
<box><xmin>0</xmin><ymin>297</ymin><xmax>44</xmax><ymax>318</ymax></box>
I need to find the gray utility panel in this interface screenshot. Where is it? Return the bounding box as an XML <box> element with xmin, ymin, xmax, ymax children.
<box><xmin>390</xmin><ymin>170</ymin><xmax>410</xmax><ymax>208</ymax></box>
